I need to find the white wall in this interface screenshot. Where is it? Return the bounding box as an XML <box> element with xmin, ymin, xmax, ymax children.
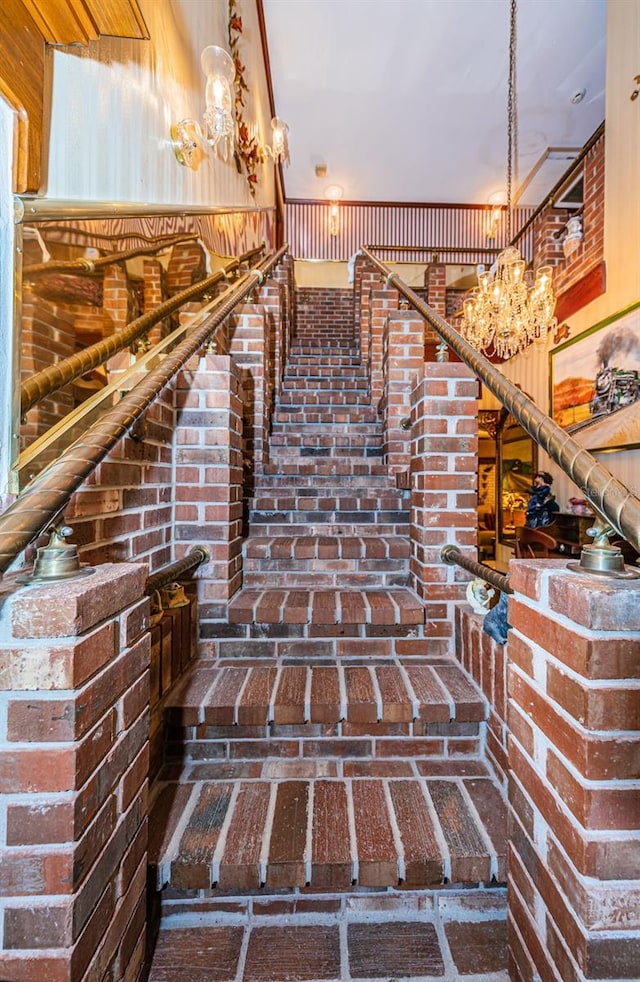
<box><xmin>45</xmin><ymin>0</ymin><xmax>275</xmax><ymax>209</ymax></box>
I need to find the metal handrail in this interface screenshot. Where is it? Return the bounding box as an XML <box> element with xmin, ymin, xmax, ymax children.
<box><xmin>20</xmin><ymin>244</ymin><xmax>264</xmax><ymax>416</ymax></box>
<box><xmin>146</xmin><ymin>546</ymin><xmax>210</xmax><ymax>595</ymax></box>
<box><xmin>0</xmin><ymin>245</ymin><xmax>288</xmax><ymax>576</ymax></box>
<box><xmin>23</xmin><ymin>233</ymin><xmax>200</xmax><ymax>277</ymax></box>
<box><xmin>440</xmin><ymin>545</ymin><xmax>512</xmax><ymax>595</ymax></box>
<box><xmin>361</xmin><ymin>247</ymin><xmax>640</xmax><ymax>555</ymax></box>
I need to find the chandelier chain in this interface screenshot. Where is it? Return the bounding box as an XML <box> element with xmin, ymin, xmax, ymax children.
<box><xmin>507</xmin><ymin>0</ymin><xmax>517</xmax><ymax>242</ymax></box>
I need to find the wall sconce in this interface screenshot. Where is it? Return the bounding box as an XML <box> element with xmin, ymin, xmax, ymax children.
<box><xmin>562</xmin><ymin>215</ymin><xmax>583</xmax><ymax>258</ymax></box>
<box><xmin>171</xmin><ymin>45</ymin><xmax>236</xmax><ymax>168</ymax></box>
<box><xmin>326</xmin><ymin>184</ymin><xmax>343</xmax><ymax>237</ymax></box>
<box><xmin>264</xmin><ymin>117</ymin><xmax>290</xmax><ymax>166</ymax></box>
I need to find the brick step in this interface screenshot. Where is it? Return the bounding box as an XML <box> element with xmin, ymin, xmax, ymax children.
<box><xmin>282</xmin><ymin>377</ymin><xmax>369</xmax><ymax>392</ymax></box>
<box><xmin>165</xmin><ymin>660</ymin><xmax>487</xmax><ymax>726</ymax></box>
<box><xmin>246</xmin><ymin>521</ymin><xmax>410</xmax><ymax>537</ymax></box>
<box><xmin>228</xmin><ymin>587</ymin><xmax>423</xmax><ymax>626</ymax></box>
<box><xmin>255</xmin><ymin>473</ymin><xmax>396</xmax><ymax>488</ymax></box>
<box><xmin>269</xmin><ymin>432</ymin><xmax>382</xmax><ymax>449</ymax></box>
<box><xmin>268</xmin><ymin>447</ymin><xmax>383</xmax><ymax>460</ymax></box>
<box><xmin>248</xmin><ymin>494</ymin><xmax>407</xmax><ymax>512</ymax></box>
<box><xmin>289</xmin><ymin>343</ymin><xmax>358</xmax><ymax>354</ymax></box>
<box><xmin>147</xmin><ymin>887</ymin><xmax>508</xmax><ymax>981</ymax></box>
<box><xmin>284</xmin><ymin>364</ymin><xmax>367</xmax><ymax>378</ymax></box>
<box><xmin>249</xmin><ymin>509</ymin><xmax>407</xmax><ymax>527</ymax></box>
<box><xmin>242</xmin><ymin>569</ymin><xmax>408</xmax><ymax>589</ymax></box>
<box><xmin>263</xmin><ymin>461</ymin><xmax>389</xmax><ymax>476</ymax></box>
<box><xmin>271</xmin><ymin>419</ymin><xmax>381</xmax><ymax>436</ymax></box>
<box><xmin>148</xmin><ymin>769</ymin><xmax>505</xmax><ymax>892</ymax></box>
<box><xmin>275</xmin><ymin>391</ymin><xmax>371</xmax><ymax>406</ymax></box>
<box><xmin>286</xmin><ymin>354</ymin><xmax>363</xmax><ymax>367</ymax></box>
<box><xmin>274</xmin><ymin>407</ymin><xmax>379</xmax><ymax>424</ymax></box>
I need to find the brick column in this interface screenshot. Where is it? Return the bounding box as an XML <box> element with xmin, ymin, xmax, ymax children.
<box><xmin>256</xmin><ymin>278</ymin><xmax>284</xmax><ymax>407</ymax></box>
<box><xmin>425</xmin><ymin>263</ymin><xmax>447</xmax><ymax>318</ymax></box>
<box><xmin>357</xmin><ymin>266</ymin><xmax>384</xmax><ymax>376</ymax></box>
<box><xmin>143</xmin><ymin>257</ymin><xmax>169</xmax><ymax>346</ymax></box>
<box><xmin>174</xmin><ymin>353</ymin><xmax>244</xmax><ymax>635</ymax></box>
<box><xmin>370</xmin><ymin>285</ymin><xmax>399</xmax><ymax>412</ymax></box>
<box><xmin>0</xmin><ymin>563</ymin><xmax>150</xmax><ymax>981</ymax></box>
<box><xmin>409</xmin><ymin>362</ymin><xmax>478</xmax><ymax>655</ymax></box>
<box><xmin>228</xmin><ymin>305</ymin><xmax>271</xmax><ymax>477</ymax></box>
<box><xmin>383</xmin><ymin>311</ymin><xmax>424</xmax><ymax>475</ymax></box>
<box><xmin>104</xmin><ymin>264</ymin><xmax>136</xmax><ymax>379</ymax></box>
<box><xmin>166</xmin><ymin>241</ymin><xmax>206</xmax><ymax>295</ymax></box>
<box><xmin>506</xmin><ymin>560</ymin><xmax>640</xmax><ymax>982</ymax></box>
<box><xmin>273</xmin><ymin>259</ymin><xmax>294</xmax><ymax>398</ymax></box>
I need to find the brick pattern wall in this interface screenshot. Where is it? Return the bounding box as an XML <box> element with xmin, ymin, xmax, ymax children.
<box><xmin>506</xmin><ymin>559</ymin><xmax>640</xmax><ymax>982</ymax></box>
<box><xmin>65</xmin><ymin>392</ymin><xmax>174</xmax><ymax>572</ymax></box>
<box><xmin>410</xmin><ymin>363</ymin><xmax>478</xmax><ymax>656</ymax></box>
<box><xmin>535</xmin><ymin>135</ymin><xmax>605</xmax><ymax>300</ymax></box>
<box><xmin>20</xmin><ymin>288</ymin><xmax>75</xmax><ymax>450</ymax></box>
<box><xmin>0</xmin><ymin>564</ymin><xmax>149</xmax><ymax>982</ymax></box>
<box><xmin>294</xmin><ymin>288</ymin><xmax>354</xmax><ymax>340</ymax></box>
<box><xmin>355</xmin><ymin>261</ymin><xmax>385</xmax><ymax>381</ymax></box>
<box><xmin>455</xmin><ymin>607</ymin><xmax>508</xmax><ymax>788</ymax></box>
<box><xmin>369</xmin><ymin>286</ymin><xmax>399</xmax><ymax>411</ymax></box>
<box><xmin>382</xmin><ymin>312</ymin><xmax>424</xmax><ymax>474</ymax></box>
<box><xmin>143</xmin><ymin>258</ymin><xmax>170</xmax><ymax>347</ymax></box>
<box><xmin>166</xmin><ymin>241</ymin><xmax>207</xmax><ymax>296</ymax></box>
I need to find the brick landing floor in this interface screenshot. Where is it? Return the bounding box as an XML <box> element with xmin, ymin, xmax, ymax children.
<box><xmin>147</xmin><ymin>889</ymin><xmax>508</xmax><ymax>981</ymax></box>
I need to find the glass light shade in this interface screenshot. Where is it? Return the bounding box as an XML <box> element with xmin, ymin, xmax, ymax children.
<box><xmin>200</xmin><ymin>45</ymin><xmax>236</xmax><ymax>160</ymax></box>
<box><xmin>269</xmin><ymin>116</ymin><xmax>290</xmax><ymax>165</ymax></box>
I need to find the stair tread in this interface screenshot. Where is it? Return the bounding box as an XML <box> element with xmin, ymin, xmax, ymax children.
<box><xmin>165</xmin><ymin>659</ymin><xmax>486</xmax><ymax>725</ymax></box>
<box><xmin>149</xmin><ymin>770</ymin><xmax>506</xmax><ymax>891</ymax></box>
<box><xmin>228</xmin><ymin>587</ymin><xmax>425</xmax><ymax>625</ymax></box>
<box><xmin>244</xmin><ymin>535</ymin><xmax>411</xmax><ymax>560</ymax></box>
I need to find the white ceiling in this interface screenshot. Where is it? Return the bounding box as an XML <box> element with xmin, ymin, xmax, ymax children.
<box><xmin>262</xmin><ymin>0</ymin><xmax>607</xmax><ymax>207</ymax></box>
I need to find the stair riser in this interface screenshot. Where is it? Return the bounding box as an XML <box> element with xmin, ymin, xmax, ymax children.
<box><xmin>275</xmin><ymin>393</ymin><xmax>371</xmax><ymax>406</ymax></box>
<box><xmin>249</xmin><ymin>495</ymin><xmax>406</xmax><ymax>509</ymax></box>
<box><xmin>274</xmin><ymin>411</ymin><xmax>379</xmax><ymax>425</ymax></box>
<box><xmin>242</xmin><ymin>572</ymin><xmax>409</xmax><ymax>589</ymax></box>
<box><xmin>268</xmin><ymin>449</ymin><xmax>383</xmax><ymax>460</ymax></box>
<box><xmin>249</xmin><ymin>510</ymin><xmax>408</xmax><ymax>524</ymax></box>
<box><xmin>284</xmin><ymin>366</ymin><xmax>367</xmax><ymax>378</ymax></box>
<box><xmin>269</xmin><ymin>436</ymin><xmax>382</xmax><ymax>449</ymax></box>
<box><xmin>270</xmin><ymin>424</ymin><xmax>382</xmax><ymax>438</ymax></box>
<box><xmin>247</xmin><ymin>524</ymin><xmax>410</xmax><ymax>538</ymax></box>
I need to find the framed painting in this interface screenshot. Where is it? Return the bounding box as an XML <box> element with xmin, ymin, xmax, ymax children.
<box><xmin>549</xmin><ymin>301</ymin><xmax>640</xmax><ymax>453</ymax></box>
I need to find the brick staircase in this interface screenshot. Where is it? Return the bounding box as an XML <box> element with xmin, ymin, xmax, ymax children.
<box><xmin>147</xmin><ymin>316</ymin><xmax>508</xmax><ymax>979</ymax></box>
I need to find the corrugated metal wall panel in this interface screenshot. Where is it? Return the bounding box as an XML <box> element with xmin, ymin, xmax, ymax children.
<box><xmin>285</xmin><ymin>201</ymin><xmax>534</xmax><ymax>264</ymax></box>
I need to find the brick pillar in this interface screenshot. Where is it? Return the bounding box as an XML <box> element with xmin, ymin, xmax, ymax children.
<box><xmin>228</xmin><ymin>305</ymin><xmax>271</xmax><ymax>478</ymax></box>
<box><xmin>256</xmin><ymin>278</ymin><xmax>284</xmax><ymax>407</ymax></box>
<box><xmin>166</xmin><ymin>241</ymin><xmax>206</xmax><ymax>295</ymax></box>
<box><xmin>174</xmin><ymin>353</ymin><xmax>244</xmax><ymax>634</ymax></box>
<box><xmin>409</xmin><ymin>362</ymin><xmax>478</xmax><ymax>655</ymax></box>
<box><xmin>20</xmin><ymin>289</ymin><xmax>75</xmax><ymax>449</ymax></box>
<box><xmin>104</xmin><ymin>264</ymin><xmax>136</xmax><ymax>378</ymax></box>
<box><xmin>0</xmin><ymin>563</ymin><xmax>150</xmax><ymax>981</ymax></box>
<box><xmin>533</xmin><ymin>207</ymin><xmax>566</xmax><ymax>270</ymax></box>
<box><xmin>383</xmin><ymin>311</ymin><xmax>424</xmax><ymax>475</ymax></box>
<box><xmin>143</xmin><ymin>258</ymin><xmax>168</xmax><ymax>346</ymax></box>
<box><xmin>370</xmin><ymin>285</ymin><xmax>399</xmax><ymax>412</ymax></box>
<box><xmin>506</xmin><ymin>561</ymin><xmax>640</xmax><ymax>982</ymax></box>
<box><xmin>425</xmin><ymin>263</ymin><xmax>447</xmax><ymax>318</ymax></box>
<box><xmin>357</xmin><ymin>266</ymin><xmax>384</xmax><ymax>377</ymax></box>
<box><xmin>273</xmin><ymin>259</ymin><xmax>294</xmax><ymax>397</ymax></box>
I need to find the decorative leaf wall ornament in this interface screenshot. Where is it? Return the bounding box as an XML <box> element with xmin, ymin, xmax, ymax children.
<box><xmin>228</xmin><ymin>0</ymin><xmax>263</xmax><ymax>196</ymax></box>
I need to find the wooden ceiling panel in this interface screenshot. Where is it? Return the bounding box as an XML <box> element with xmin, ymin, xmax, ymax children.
<box><xmin>20</xmin><ymin>0</ymin><xmax>148</xmax><ymax>45</ymax></box>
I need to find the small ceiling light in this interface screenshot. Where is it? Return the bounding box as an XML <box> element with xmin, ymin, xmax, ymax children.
<box><xmin>570</xmin><ymin>89</ymin><xmax>586</xmax><ymax>105</ymax></box>
<box><xmin>171</xmin><ymin>45</ymin><xmax>236</xmax><ymax>167</ymax></box>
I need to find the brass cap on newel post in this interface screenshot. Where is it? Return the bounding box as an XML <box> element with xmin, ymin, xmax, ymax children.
<box><xmin>21</xmin><ymin>526</ymin><xmax>95</xmax><ymax>583</ymax></box>
<box><xmin>568</xmin><ymin>517</ymin><xmax>640</xmax><ymax>581</ymax></box>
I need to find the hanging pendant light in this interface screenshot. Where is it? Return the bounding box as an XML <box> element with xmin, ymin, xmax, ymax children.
<box><xmin>461</xmin><ymin>0</ymin><xmax>557</xmax><ymax>359</ymax></box>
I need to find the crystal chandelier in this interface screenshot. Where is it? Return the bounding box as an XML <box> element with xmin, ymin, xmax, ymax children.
<box><xmin>461</xmin><ymin>0</ymin><xmax>557</xmax><ymax>359</ymax></box>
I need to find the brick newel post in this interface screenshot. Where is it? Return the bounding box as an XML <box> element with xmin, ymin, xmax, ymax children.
<box><xmin>0</xmin><ymin>564</ymin><xmax>150</xmax><ymax>980</ymax></box>
<box><xmin>383</xmin><ymin>312</ymin><xmax>424</xmax><ymax>474</ymax></box>
<box><xmin>174</xmin><ymin>354</ymin><xmax>244</xmax><ymax>638</ymax></box>
<box><xmin>409</xmin><ymin>363</ymin><xmax>478</xmax><ymax>656</ymax></box>
<box><xmin>228</xmin><ymin>305</ymin><xmax>272</xmax><ymax>478</ymax></box>
<box><xmin>506</xmin><ymin>560</ymin><xmax>640</xmax><ymax>982</ymax></box>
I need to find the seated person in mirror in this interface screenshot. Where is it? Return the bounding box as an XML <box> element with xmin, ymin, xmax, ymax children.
<box><xmin>525</xmin><ymin>471</ymin><xmax>559</xmax><ymax>528</ymax></box>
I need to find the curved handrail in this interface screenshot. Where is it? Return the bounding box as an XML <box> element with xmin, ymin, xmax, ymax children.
<box><xmin>146</xmin><ymin>545</ymin><xmax>210</xmax><ymax>595</ymax></box>
<box><xmin>23</xmin><ymin>233</ymin><xmax>200</xmax><ymax>277</ymax></box>
<box><xmin>361</xmin><ymin>247</ymin><xmax>640</xmax><ymax>555</ymax></box>
<box><xmin>440</xmin><ymin>545</ymin><xmax>512</xmax><ymax>595</ymax></box>
<box><xmin>0</xmin><ymin>245</ymin><xmax>288</xmax><ymax>577</ymax></box>
<box><xmin>20</xmin><ymin>244</ymin><xmax>264</xmax><ymax>416</ymax></box>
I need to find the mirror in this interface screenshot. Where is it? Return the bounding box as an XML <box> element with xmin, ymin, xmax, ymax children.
<box><xmin>496</xmin><ymin>408</ymin><xmax>537</xmax><ymax>544</ymax></box>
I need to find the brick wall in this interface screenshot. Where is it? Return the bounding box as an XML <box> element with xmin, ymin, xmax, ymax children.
<box><xmin>535</xmin><ymin>134</ymin><xmax>605</xmax><ymax>301</ymax></box>
<box><xmin>294</xmin><ymin>288</ymin><xmax>354</xmax><ymax>339</ymax></box>
<box><xmin>507</xmin><ymin>559</ymin><xmax>640</xmax><ymax>981</ymax></box>
<box><xmin>382</xmin><ymin>311</ymin><xmax>424</xmax><ymax>474</ymax></box>
<box><xmin>0</xmin><ymin>563</ymin><xmax>149</xmax><ymax>981</ymax></box>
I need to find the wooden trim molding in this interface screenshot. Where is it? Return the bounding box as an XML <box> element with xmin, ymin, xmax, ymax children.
<box><xmin>554</xmin><ymin>261</ymin><xmax>606</xmax><ymax>323</ymax></box>
<box><xmin>20</xmin><ymin>0</ymin><xmax>148</xmax><ymax>44</ymax></box>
